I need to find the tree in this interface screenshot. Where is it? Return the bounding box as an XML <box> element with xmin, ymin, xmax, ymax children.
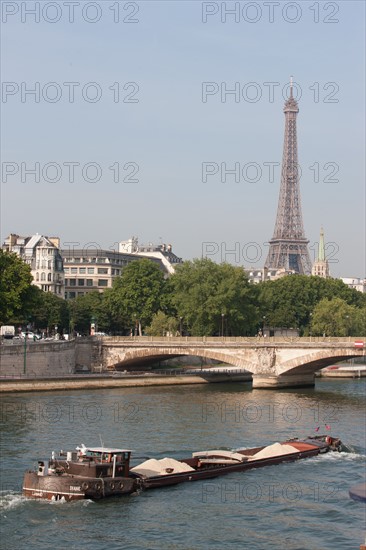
<box><xmin>70</xmin><ymin>291</ymin><xmax>111</xmax><ymax>335</ymax></box>
<box><xmin>32</xmin><ymin>291</ymin><xmax>69</xmax><ymax>332</ymax></box>
<box><xmin>109</xmin><ymin>259</ymin><xmax>165</xmax><ymax>335</ymax></box>
<box><xmin>169</xmin><ymin>258</ymin><xmax>259</xmax><ymax>336</ymax></box>
<box><xmin>145</xmin><ymin>311</ymin><xmax>179</xmax><ymax>336</ymax></box>
<box><xmin>310</xmin><ymin>297</ymin><xmax>360</xmax><ymax>336</ymax></box>
<box><xmin>258</xmin><ymin>275</ymin><xmax>366</xmax><ymax>335</ymax></box>
<box><xmin>0</xmin><ymin>250</ymin><xmax>40</xmax><ymax>324</ymax></box>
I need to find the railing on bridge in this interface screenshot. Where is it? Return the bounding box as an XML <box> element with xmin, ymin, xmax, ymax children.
<box><xmin>99</xmin><ymin>335</ymin><xmax>365</xmax><ymax>345</ymax></box>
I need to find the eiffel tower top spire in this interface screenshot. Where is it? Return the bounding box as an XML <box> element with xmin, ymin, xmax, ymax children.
<box><xmin>265</xmin><ymin>76</ymin><xmax>312</xmax><ymax>275</ymax></box>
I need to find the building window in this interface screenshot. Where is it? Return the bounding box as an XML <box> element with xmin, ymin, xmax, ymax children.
<box><xmin>87</xmin><ymin>267</ymin><xmax>94</xmax><ymax>274</ymax></box>
<box><xmin>41</xmin><ymin>272</ymin><xmax>46</xmax><ymax>281</ymax></box>
<box><xmin>71</xmin><ymin>267</ymin><xmax>77</xmax><ymax>274</ymax></box>
<box><xmin>48</xmin><ymin>273</ymin><xmax>52</xmax><ymax>281</ymax></box>
<box><xmin>69</xmin><ymin>279</ymin><xmax>76</xmax><ymax>286</ymax></box>
<box><xmin>98</xmin><ymin>279</ymin><xmax>108</xmax><ymax>287</ymax></box>
<box><xmin>79</xmin><ymin>267</ymin><xmax>86</xmax><ymax>274</ymax></box>
<box><xmin>78</xmin><ymin>279</ymin><xmax>85</xmax><ymax>286</ymax></box>
<box><xmin>86</xmin><ymin>279</ymin><xmax>93</xmax><ymax>286</ymax></box>
<box><xmin>64</xmin><ymin>268</ymin><xmax>69</xmax><ymax>273</ymax></box>
<box><xmin>68</xmin><ymin>291</ymin><xmax>76</xmax><ymax>299</ymax></box>
<box><xmin>98</xmin><ymin>268</ymin><xmax>108</xmax><ymax>274</ymax></box>
<box><xmin>36</xmin><ymin>272</ymin><xmax>39</xmax><ymax>281</ymax></box>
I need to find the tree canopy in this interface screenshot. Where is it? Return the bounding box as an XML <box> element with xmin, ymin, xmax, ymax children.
<box><xmin>169</xmin><ymin>258</ymin><xmax>259</xmax><ymax>336</ymax></box>
<box><xmin>108</xmin><ymin>259</ymin><xmax>166</xmax><ymax>335</ymax></box>
<box><xmin>0</xmin><ymin>250</ymin><xmax>39</xmax><ymax>324</ymax></box>
<box><xmin>258</xmin><ymin>275</ymin><xmax>366</xmax><ymax>335</ymax></box>
<box><xmin>2</xmin><ymin>248</ymin><xmax>365</xmax><ymax>338</ymax></box>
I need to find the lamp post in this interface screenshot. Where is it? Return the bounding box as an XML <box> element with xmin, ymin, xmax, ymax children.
<box><xmin>309</xmin><ymin>312</ymin><xmax>313</xmax><ymax>339</ymax></box>
<box><xmin>180</xmin><ymin>316</ymin><xmax>183</xmax><ymax>336</ymax></box>
<box><xmin>262</xmin><ymin>316</ymin><xmax>266</xmax><ymax>337</ymax></box>
<box><xmin>23</xmin><ymin>329</ymin><xmax>28</xmax><ymax>375</ymax></box>
<box><xmin>345</xmin><ymin>315</ymin><xmax>350</xmax><ymax>338</ymax></box>
<box><xmin>221</xmin><ymin>313</ymin><xmax>225</xmax><ymax>338</ymax></box>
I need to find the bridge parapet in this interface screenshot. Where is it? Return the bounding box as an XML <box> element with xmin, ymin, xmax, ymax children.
<box><xmin>101</xmin><ymin>336</ymin><xmax>365</xmax><ymax>349</ymax></box>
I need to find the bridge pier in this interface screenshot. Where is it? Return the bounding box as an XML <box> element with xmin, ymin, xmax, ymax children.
<box><xmin>252</xmin><ymin>373</ymin><xmax>315</xmax><ymax>389</ymax></box>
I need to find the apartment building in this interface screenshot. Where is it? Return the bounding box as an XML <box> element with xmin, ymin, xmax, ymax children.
<box><xmin>2</xmin><ymin>233</ymin><xmax>64</xmax><ymax>295</ymax></box>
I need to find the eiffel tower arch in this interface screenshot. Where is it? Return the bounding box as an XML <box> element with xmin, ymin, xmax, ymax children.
<box><xmin>265</xmin><ymin>78</ymin><xmax>312</xmax><ymax>275</ymax></box>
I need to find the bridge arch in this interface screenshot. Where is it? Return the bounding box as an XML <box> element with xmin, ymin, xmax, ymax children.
<box><xmin>276</xmin><ymin>349</ymin><xmax>364</xmax><ymax>376</ymax></box>
<box><xmin>104</xmin><ymin>347</ymin><xmax>256</xmax><ymax>372</ymax></box>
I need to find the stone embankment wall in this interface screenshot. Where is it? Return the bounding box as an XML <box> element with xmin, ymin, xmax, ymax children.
<box><xmin>0</xmin><ymin>339</ymin><xmax>99</xmax><ymax>377</ymax></box>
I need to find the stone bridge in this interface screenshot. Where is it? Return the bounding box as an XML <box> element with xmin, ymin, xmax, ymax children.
<box><xmin>99</xmin><ymin>336</ymin><xmax>365</xmax><ymax>388</ymax></box>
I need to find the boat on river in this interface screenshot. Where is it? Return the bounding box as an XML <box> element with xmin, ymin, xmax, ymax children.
<box><xmin>23</xmin><ymin>435</ymin><xmax>342</xmax><ymax>501</ymax></box>
<box><xmin>23</xmin><ymin>445</ymin><xmax>136</xmax><ymax>501</ymax></box>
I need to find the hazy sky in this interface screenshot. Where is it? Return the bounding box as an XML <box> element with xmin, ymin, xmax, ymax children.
<box><xmin>1</xmin><ymin>1</ymin><xmax>365</xmax><ymax>277</ymax></box>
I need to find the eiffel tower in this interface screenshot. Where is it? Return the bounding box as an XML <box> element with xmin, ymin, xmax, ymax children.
<box><xmin>265</xmin><ymin>77</ymin><xmax>312</xmax><ymax>275</ymax></box>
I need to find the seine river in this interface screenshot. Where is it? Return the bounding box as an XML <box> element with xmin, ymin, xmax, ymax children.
<box><xmin>1</xmin><ymin>378</ymin><xmax>365</xmax><ymax>550</ymax></box>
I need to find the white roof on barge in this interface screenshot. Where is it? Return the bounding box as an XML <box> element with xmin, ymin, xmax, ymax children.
<box><xmin>76</xmin><ymin>444</ymin><xmax>132</xmax><ymax>454</ymax></box>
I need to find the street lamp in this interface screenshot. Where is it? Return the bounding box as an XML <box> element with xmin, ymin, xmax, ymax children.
<box><xmin>345</xmin><ymin>315</ymin><xmax>350</xmax><ymax>337</ymax></box>
<box><xmin>221</xmin><ymin>313</ymin><xmax>225</xmax><ymax>338</ymax></box>
<box><xmin>23</xmin><ymin>329</ymin><xmax>28</xmax><ymax>375</ymax></box>
<box><xmin>262</xmin><ymin>316</ymin><xmax>266</xmax><ymax>337</ymax></box>
<box><xmin>180</xmin><ymin>316</ymin><xmax>183</xmax><ymax>336</ymax></box>
<box><xmin>309</xmin><ymin>312</ymin><xmax>313</xmax><ymax>338</ymax></box>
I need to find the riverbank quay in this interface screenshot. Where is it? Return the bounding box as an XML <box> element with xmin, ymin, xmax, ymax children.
<box><xmin>317</xmin><ymin>364</ymin><xmax>366</xmax><ymax>378</ymax></box>
<box><xmin>0</xmin><ymin>370</ymin><xmax>251</xmax><ymax>393</ymax></box>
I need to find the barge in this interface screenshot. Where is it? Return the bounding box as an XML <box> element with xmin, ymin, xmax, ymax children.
<box><xmin>23</xmin><ymin>435</ymin><xmax>342</xmax><ymax>501</ymax></box>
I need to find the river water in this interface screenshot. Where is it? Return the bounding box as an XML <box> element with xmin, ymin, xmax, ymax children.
<box><xmin>1</xmin><ymin>378</ymin><xmax>365</xmax><ymax>550</ymax></box>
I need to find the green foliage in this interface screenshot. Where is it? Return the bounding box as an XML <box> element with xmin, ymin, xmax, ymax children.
<box><xmin>108</xmin><ymin>259</ymin><xmax>165</xmax><ymax>334</ymax></box>
<box><xmin>69</xmin><ymin>291</ymin><xmax>111</xmax><ymax>334</ymax></box>
<box><xmin>0</xmin><ymin>250</ymin><xmax>40</xmax><ymax>324</ymax></box>
<box><xmin>169</xmin><ymin>258</ymin><xmax>259</xmax><ymax>336</ymax></box>
<box><xmin>310</xmin><ymin>297</ymin><xmax>361</xmax><ymax>336</ymax></box>
<box><xmin>145</xmin><ymin>311</ymin><xmax>179</xmax><ymax>336</ymax></box>
<box><xmin>258</xmin><ymin>275</ymin><xmax>366</xmax><ymax>335</ymax></box>
<box><xmin>32</xmin><ymin>291</ymin><xmax>69</xmax><ymax>331</ymax></box>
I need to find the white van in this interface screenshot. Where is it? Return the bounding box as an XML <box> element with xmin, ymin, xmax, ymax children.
<box><xmin>0</xmin><ymin>326</ymin><xmax>15</xmax><ymax>339</ymax></box>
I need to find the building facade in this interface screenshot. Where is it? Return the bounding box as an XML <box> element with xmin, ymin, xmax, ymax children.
<box><xmin>62</xmin><ymin>240</ymin><xmax>182</xmax><ymax>299</ymax></box>
<box><xmin>119</xmin><ymin>237</ymin><xmax>182</xmax><ymax>275</ymax></box>
<box><xmin>2</xmin><ymin>234</ymin><xmax>65</xmax><ymax>295</ymax></box>
<box><xmin>340</xmin><ymin>277</ymin><xmax>366</xmax><ymax>293</ymax></box>
<box><xmin>246</xmin><ymin>267</ymin><xmax>297</xmax><ymax>284</ymax></box>
<box><xmin>61</xmin><ymin>248</ymin><xmax>162</xmax><ymax>299</ymax></box>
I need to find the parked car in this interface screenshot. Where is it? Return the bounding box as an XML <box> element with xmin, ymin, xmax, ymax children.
<box><xmin>21</xmin><ymin>332</ymin><xmax>41</xmax><ymax>340</ymax></box>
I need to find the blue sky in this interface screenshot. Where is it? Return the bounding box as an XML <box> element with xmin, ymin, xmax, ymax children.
<box><xmin>1</xmin><ymin>0</ymin><xmax>365</xmax><ymax>277</ymax></box>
